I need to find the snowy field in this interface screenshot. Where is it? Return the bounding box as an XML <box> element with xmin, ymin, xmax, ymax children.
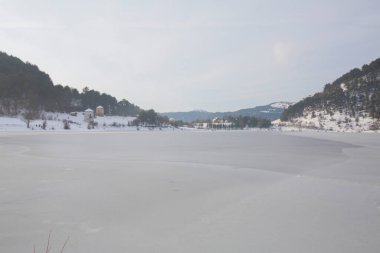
<box><xmin>0</xmin><ymin>114</ymin><xmax>139</xmax><ymax>132</ymax></box>
<box><xmin>1</xmin><ymin>131</ymin><xmax>380</xmax><ymax>253</ymax></box>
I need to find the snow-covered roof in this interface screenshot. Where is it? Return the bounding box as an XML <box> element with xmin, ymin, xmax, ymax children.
<box><xmin>85</xmin><ymin>108</ymin><xmax>94</xmax><ymax>112</ymax></box>
<box><xmin>96</xmin><ymin>105</ymin><xmax>104</xmax><ymax>109</ymax></box>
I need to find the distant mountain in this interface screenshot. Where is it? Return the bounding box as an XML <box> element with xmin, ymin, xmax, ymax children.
<box><xmin>161</xmin><ymin>102</ymin><xmax>293</xmax><ymax>122</ymax></box>
<box><xmin>279</xmin><ymin>58</ymin><xmax>380</xmax><ymax>131</ymax></box>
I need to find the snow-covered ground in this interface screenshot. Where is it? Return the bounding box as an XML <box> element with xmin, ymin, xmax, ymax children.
<box><xmin>2</xmin><ymin>109</ymin><xmax>379</xmax><ymax>133</ymax></box>
<box><xmin>272</xmin><ymin>109</ymin><xmax>380</xmax><ymax>133</ymax></box>
<box><xmin>0</xmin><ymin>116</ymin><xmax>30</xmax><ymax>131</ymax></box>
<box><xmin>0</xmin><ymin>113</ymin><xmax>176</xmax><ymax>132</ymax></box>
<box><xmin>0</xmin><ymin>131</ymin><xmax>380</xmax><ymax>253</ymax></box>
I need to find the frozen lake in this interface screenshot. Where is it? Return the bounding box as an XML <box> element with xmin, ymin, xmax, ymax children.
<box><xmin>1</xmin><ymin>131</ymin><xmax>380</xmax><ymax>253</ymax></box>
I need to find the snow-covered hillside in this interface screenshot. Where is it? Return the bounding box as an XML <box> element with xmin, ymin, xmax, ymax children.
<box><xmin>280</xmin><ymin>58</ymin><xmax>380</xmax><ymax>132</ymax></box>
<box><xmin>273</xmin><ymin>109</ymin><xmax>380</xmax><ymax>132</ymax></box>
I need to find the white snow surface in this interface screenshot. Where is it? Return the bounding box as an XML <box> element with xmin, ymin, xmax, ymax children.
<box><xmin>0</xmin><ymin>131</ymin><xmax>380</xmax><ymax>253</ymax></box>
<box><xmin>341</xmin><ymin>82</ymin><xmax>348</xmax><ymax>92</ymax></box>
<box><xmin>0</xmin><ymin>113</ymin><xmax>172</xmax><ymax>132</ymax></box>
<box><xmin>0</xmin><ymin>116</ymin><xmax>29</xmax><ymax>131</ymax></box>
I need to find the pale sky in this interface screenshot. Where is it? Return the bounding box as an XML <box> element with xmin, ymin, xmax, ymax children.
<box><xmin>1</xmin><ymin>0</ymin><xmax>380</xmax><ymax>112</ymax></box>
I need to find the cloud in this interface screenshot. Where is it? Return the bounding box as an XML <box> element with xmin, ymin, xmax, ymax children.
<box><xmin>0</xmin><ymin>22</ymin><xmax>61</xmax><ymax>30</ymax></box>
<box><xmin>273</xmin><ymin>42</ymin><xmax>292</xmax><ymax>64</ymax></box>
<box><xmin>1</xmin><ymin>1</ymin><xmax>379</xmax><ymax>111</ymax></box>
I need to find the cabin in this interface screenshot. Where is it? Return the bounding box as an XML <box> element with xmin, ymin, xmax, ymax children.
<box><xmin>84</xmin><ymin>108</ymin><xmax>94</xmax><ymax>122</ymax></box>
<box><xmin>96</xmin><ymin>106</ymin><xmax>104</xmax><ymax>116</ymax></box>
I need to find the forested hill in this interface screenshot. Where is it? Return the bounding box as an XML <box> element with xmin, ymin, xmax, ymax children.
<box><xmin>282</xmin><ymin>58</ymin><xmax>380</xmax><ymax>121</ymax></box>
<box><xmin>0</xmin><ymin>51</ymin><xmax>141</xmax><ymax>116</ymax></box>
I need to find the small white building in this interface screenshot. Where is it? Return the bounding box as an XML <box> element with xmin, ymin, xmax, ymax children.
<box><xmin>194</xmin><ymin>122</ymin><xmax>209</xmax><ymax>129</ymax></box>
<box><xmin>96</xmin><ymin>106</ymin><xmax>104</xmax><ymax>116</ymax></box>
<box><xmin>84</xmin><ymin>108</ymin><xmax>94</xmax><ymax>122</ymax></box>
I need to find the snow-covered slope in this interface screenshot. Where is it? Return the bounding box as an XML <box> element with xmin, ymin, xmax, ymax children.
<box><xmin>273</xmin><ymin>109</ymin><xmax>380</xmax><ymax>132</ymax></box>
<box><xmin>0</xmin><ymin>112</ymin><xmax>147</xmax><ymax>131</ymax></box>
<box><xmin>280</xmin><ymin>58</ymin><xmax>380</xmax><ymax>132</ymax></box>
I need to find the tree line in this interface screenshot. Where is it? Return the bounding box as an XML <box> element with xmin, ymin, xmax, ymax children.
<box><xmin>0</xmin><ymin>51</ymin><xmax>141</xmax><ymax>117</ymax></box>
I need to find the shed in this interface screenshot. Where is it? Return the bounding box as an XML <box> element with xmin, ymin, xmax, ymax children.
<box><xmin>84</xmin><ymin>108</ymin><xmax>94</xmax><ymax>122</ymax></box>
<box><xmin>96</xmin><ymin>106</ymin><xmax>104</xmax><ymax>116</ymax></box>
